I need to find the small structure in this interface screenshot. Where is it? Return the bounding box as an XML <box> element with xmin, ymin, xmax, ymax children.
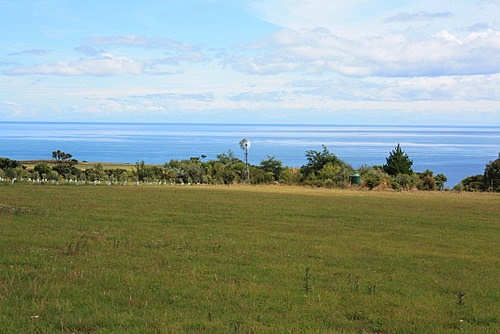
<box><xmin>350</xmin><ymin>173</ymin><xmax>361</xmax><ymax>186</ymax></box>
<box><xmin>239</xmin><ymin>138</ymin><xmax>251</xmax><ymax>184</ymax></box>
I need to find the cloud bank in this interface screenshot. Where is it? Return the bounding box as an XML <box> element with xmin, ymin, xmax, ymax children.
<box><xmin>1</xmin><ymin>0</ymin><xmax>498</xmax><ymax>124</ymax></box>
<box><xmin>5</xmin><ymin>26</ymin><xmax>499</xmax><ymax>79</ymax></box>
<box><xmin>230</xmin><ymin>27</ymin><xmax>500</xmax><ymax>77</ymax></box>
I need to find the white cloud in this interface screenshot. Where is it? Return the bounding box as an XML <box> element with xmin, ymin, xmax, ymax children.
<box><xmin>228</xmin><ymin>90</ymin><xmax>286</xmax><ymax>102</ymax></box>
<box><xmin>86</xmin><ymin>35</ymin><xmax>199</xmax><ymax>52</ymax></box>
<box><xmin>231</xmin><ymin>73</ymin><xmax>498</xmax><ymax>112</ymax></box>
<box><xmin>289</xmin><ymin>74</ymin><xmax>500</xmax><ymax>102</ymax></box>
<box><xmin>385</xmin><ymin>11</ymin><xmax>452</xmax><ymax>23</ymax></box>
<box><xmin>0</xmin><ymin>100</ymin><xmax>18</xmax><ymax>106</ymax></box>
<box><xmin>4</xmin><ymin>34</ymin><xmax>210</xmax><ymax>77</ymax></box>
<box><xmin>130</xmin><ymin>92</ymin><xmax>215</xmax><ymax>102</ymax></box>
<box><xmin>246</xmin><ymin>0</ymin><xmax>500</xmax><ymax>41</ymax></box>
<box><xmin>4</xmin><ymin>53</ymin><xmax>144</xmax><ymax>76</ymax></box>
<box><xmin>75</xmin><ymin>45</ymin><xmax>103</xmax><ymax>56</ymax></box>
<box><xmin>8</xmin><ymin>49</ymin><xmax>52</xmax><ymax>56</ymax></box>
<box><xmin>230</xmin><ymin>27</ymin><xmax>500</xmax><ymax>77</ymax></box>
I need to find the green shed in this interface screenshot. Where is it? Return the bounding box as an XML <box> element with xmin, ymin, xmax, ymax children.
<box><xmin>350</xmin><ymin>173</ymin><xmax>361</xmax><ymax>185</ymax></box>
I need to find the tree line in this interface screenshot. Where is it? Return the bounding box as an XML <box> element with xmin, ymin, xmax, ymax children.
<box><xmin>0</xmin><ymin>145</ymin><xmax>499</xmax><ymax>192</ymax></box>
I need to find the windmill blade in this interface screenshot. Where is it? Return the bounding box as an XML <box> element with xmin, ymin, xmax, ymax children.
<box><xmin>239</xmin><ymin>138</ymin><xmax>251</xmax><ymax>150</ymax></box>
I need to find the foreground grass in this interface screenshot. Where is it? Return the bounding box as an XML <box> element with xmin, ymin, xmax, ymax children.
<box><xmin>0</xmin><ymin>184</ymin><xmax>498</xmax><ymax>333</ymax></box>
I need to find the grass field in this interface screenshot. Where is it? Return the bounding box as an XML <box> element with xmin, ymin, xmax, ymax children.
<box><xmin>0</xmin><ymin>184</ymin><xmax>498</xmax><ymax>333</ymax></box>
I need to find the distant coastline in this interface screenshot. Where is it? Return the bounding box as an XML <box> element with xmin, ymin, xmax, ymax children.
<box><xmin>1</xmin><ymin>122</ymin><xmax>499</xmax><ymax>187</ymax></box>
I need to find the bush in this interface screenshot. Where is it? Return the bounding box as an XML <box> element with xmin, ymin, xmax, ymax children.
<box><xmin>416</xmin><ymin>170</ymin><xmax>436</xmax><ymax>190</ymax></box>
<box><xmin>279</xmin><ymin>168</ymin><xmax>301</xmax><ymax>185</ymax></box>
<box><xmin>249</xmin><ymin>167</ymin><xmax>274</xmax><ymax>184</ymax></box>
<box><xmin>391</xmin><ymin>173</ymin><xmax>415</xmax><ymax>191</ymax></box>
<box><xmin>454</xmin><ymin>175</ymin><xmax>484</xmax><ymax>192</ymax></box>
<box><xmin>359</xmin><ymin>166</ymin><xmax>388</xmax><ymax>190</ymax></box>
<box><xmin>34</xmin><ymin>163</ymin><xmax>52</xmax><ymax>177</ymax></box>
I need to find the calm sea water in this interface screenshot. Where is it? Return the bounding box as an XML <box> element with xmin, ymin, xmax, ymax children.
<box><xmin>1</xmin><ymin>122</ymin><xmax>499</xmax><ymax>187</ymax></box>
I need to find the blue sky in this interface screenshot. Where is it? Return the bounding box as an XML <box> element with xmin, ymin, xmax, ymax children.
<box><xmin>0</xmin><ymin>0</ymin><xmax>499</xmax><ymax>124</ymax></box>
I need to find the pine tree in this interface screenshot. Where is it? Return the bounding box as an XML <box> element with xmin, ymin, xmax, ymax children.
<box><xmin>383</xmin><ymin>143</ymin><xmax>413</xmax><ymax>176</ymax></box>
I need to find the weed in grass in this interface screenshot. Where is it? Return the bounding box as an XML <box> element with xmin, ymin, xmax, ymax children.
<box><xmin>347</xmin><ymin>274</ymin><xmax>360</xmax><ymax>292</ymax></box>
<box><xmin>232</xmin><ymin>321</ymin><xmax>241</xmax><ymax>333</ymax></box>
<box><xmin>366</xmin><ymin>285</ymin><xmax>377</xmax><ymax>294</ymax></box>
<box><xmin>457</xmin><ymin>290</ymin><xmax>466</xmax><ymax>306</ymax></box>
<box><xmin>207</xmin><ymin>234</ymin><xmax>224</xmax><ymax>253</ymax></box>
<box><xmin>66</xmin><ymin>241</ymin><xmax>79</xmax><ymax>255</ymax></box>
<box><xmin>0</xmin><ymin>204</ymin><xmax>32</xmax><ymax>215</ymax></box>
<box><xmin>145</xmin><ymin>239</ymin><xmax>166</xmax><ymax>249</ymax></box>
<box><xmin>347</xmin><ymin>311</ymin><xmax>365</xmax><ymax>321</ymax></box>
<box><xmin>65</xmin><ymin>236</ymin><xmax>89</xmax><ymax>255</ymax></box>
<box><xmin>232</xmin><ymin>320</ymin><xmax>255</xmax><ymax>334</ymax></box>
<box><xmin>174</xmin><ymin>239</ymin><xmax>191</xmax><ymax>254</ymax></box>
<box><xmin>303</xmin><ymin>267</ymin><xmax>313</xmax><ymax>294</ymax></box>
<box><xmin>112</xmin><ymin>237</ymin><xmax>124</xmax><ymax>248</ymax></box>
<box><xmin>212</xmin><ymin>243</ymin><xmax>222</xmax><ymax>253</ymax></box>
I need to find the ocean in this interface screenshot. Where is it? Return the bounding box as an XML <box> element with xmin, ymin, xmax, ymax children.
<box><xmin>1</xmin><ymin>122</ymin><xmax>499</xmax><ymax>187</ymax></box>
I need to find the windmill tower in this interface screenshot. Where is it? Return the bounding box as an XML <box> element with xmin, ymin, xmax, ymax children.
<box><xmin>239</xmin><ymin>138</ymin><xmax>251</xmax><ymax>184</ymax></box>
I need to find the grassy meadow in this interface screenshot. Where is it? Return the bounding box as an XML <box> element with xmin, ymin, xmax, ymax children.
<box><xmin>0</xmin><ymin>183</ymin><xmax>498</xmax><ymax>333</ymax></box>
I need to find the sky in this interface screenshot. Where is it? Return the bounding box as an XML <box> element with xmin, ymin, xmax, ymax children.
<box><xmin>0</xmin><ymin>0</ymin><xmax>499</xmax><ymax>125</ymax></box>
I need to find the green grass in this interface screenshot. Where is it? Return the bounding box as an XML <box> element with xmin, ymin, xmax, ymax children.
<box><xmin>1</xmin><ymin>184</ymin><xmax>499</xmax><ymax>333</ymax></box>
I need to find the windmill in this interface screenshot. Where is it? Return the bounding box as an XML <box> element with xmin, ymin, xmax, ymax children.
<box><xmin>239</xmin><ymin>138</ymin><xmax>251</xmax><ymax>183</ymax></box>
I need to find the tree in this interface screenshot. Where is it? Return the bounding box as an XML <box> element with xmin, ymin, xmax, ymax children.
<box><xmin>0</xmin><ymin>157</ymin><xmax>21</xmax><ymax>170</ymax></box>
<box><xmin>52</xmin><ymin>150</ymin><xmax>77</xmax><ymax>175</ymax></box>
<box><xmin>179</xmin><ymin>158</ymin><xmax>205</xmax><ymax>184</ymax></box>
<box><xmin>134</xmin><ymin>160</ymin><xmax>148</xmax><ymax>182</ymax></box>
<box><xmin>383</xmin><ymin>144</ymin><xmax>413</xmax><ymax>176</ymax></box>
<box><xmin>34</xmin><ymin>163</ymin><xmax>52</xmax><ymax>178</ymax></box>
<box><xmin>260</xmin><ymin>156</ymin><xmax>283</xmax><ymax>182</ymax></box>
<box><xmin>86</xmin><ymin>163</ymin><xmax>106</xmax><ymax>182</ymax></box>
<box><xmin>454</xmin><ymin>175</ymin><xmax>484</xmax><ymax>192</ymax></box>
<box><xmin>435</xmin><ymin>173</ymin><xmax>447</xmax><ymax>191</ymax></box>
<box><xmin>317</xmin><ymin>162</ymin><xmax>352</xmax><ymax>188</ymax></box>
<box><xmin>300</xmin><ymin>146</ymin><xmax>352</xmax><ymax>187</ymax></box>
<box><xmin>0</xmin><ymin>158</ymin><xmax>25</xmax><ymax>182</ymax></box>
<box><xmin>248</xmin><ymin>166</ymin><xmax>274</xmax><ymax>184</ymax></box>
<box><xmin>134</xmin><ymin>160</ymin><xmax>164</xmax><ymax>182</ymax></box>
<box><xmin>484</xmin><ymin>153</ymin><xmax>500</xmax><ymax>192</ymax></box>
<box><xmin>219</xmin><ymin>165</ymin><xmax>236</xmax><ymax>185</ymax></box>
<box><xmin>300</xmin><ymin>145</ymin><xmax>346</xmax><ymax>179</ymax></box>
<box><xmin>4</xmin><ymin>167</ymin><xmax>18</xmax><ymax>181</ymax></box>
<box><xmin>216</xmin><ymin>150</ymin><xmax>238</xmax><ymax>165</ymax></box>
<box><xmin>208</xmin><ymin>151</ymin><xmax>245</xmax><ymax>185</ymax></box>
